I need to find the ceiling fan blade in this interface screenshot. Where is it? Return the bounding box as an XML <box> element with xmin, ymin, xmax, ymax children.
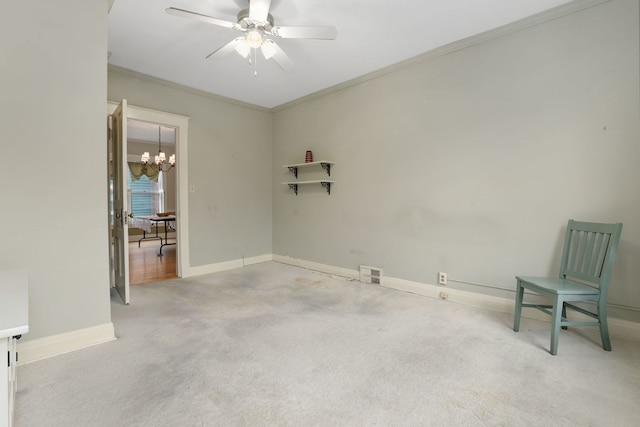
<box><xmin>249</xmin><ymin>0</ymin><xmax>271</xmax><ymax>22</ymax></box>
<box><xmin>166</xmin><ymin>7</ymin><xmax>237</xmax><ymax>29</ymax></box>
<box><xmin>264</xmin><ymin>40</ymin><xmax>293</xmax><ymax>70</ymax></box>
<box><xmin>272</xmin><ymin>25</ymin><xmax>337</xmax><ymax>40</ymax></box>
<box><xmin>206</xmin><ymin>38</ymin><xmax>245</xmax><ymax>60</ymax></box>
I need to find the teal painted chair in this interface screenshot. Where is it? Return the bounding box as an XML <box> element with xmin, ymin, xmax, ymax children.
<box><xmin>513</xmin><ymin>220</ymin><xmax>623</xmax><ymax>355</ymax></box>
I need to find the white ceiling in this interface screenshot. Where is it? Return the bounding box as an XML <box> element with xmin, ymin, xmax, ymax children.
<box><xmin>108</xmin><ymin>0</ymin><xmax>574</xmax><ymax>109</ymax></box>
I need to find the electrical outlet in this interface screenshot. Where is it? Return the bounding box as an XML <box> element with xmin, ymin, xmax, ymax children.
<box><xmin>438</xmin><ymin>272</ymin><xmax>447</xmax><ymax>285</ymax></box>
<box><xmin>439</xmin><ymin>291</ymin><xmax>449</xmax><ymax>300</ymax></box>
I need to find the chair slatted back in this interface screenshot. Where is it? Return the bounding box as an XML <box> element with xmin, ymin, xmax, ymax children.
<box><xmin>559</xmin><ymin>220</ymin><xmax>623</xmax><ymax>292</ymax></box>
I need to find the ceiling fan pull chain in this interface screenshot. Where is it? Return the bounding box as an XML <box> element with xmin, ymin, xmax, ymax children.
<box><xmin>254</xmin><ymin>48</ymin><xmax>258</xmax><ymax>77</ymax></box>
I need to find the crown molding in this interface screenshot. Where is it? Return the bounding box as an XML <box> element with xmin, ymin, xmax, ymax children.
<box><xmin>272</xmin><ymin>0</ymin><xmax>610</xmax><ymax>112</ymax></box>
<box><xmin>107</xmin><ymin>64</ymin><xmax>272</xmax><ymax>113</ymax></box>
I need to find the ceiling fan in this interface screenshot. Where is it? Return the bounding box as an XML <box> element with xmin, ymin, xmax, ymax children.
<box><xmin>166</xmin><ymin>0</ymin><xmax>337</xmax><ymax>71</ymax></box>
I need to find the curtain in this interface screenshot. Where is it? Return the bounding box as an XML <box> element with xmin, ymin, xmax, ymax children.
<box><xmin>128</xmin><ymin>162</ymin><xmax>160</xmax><ymax>182</ymax></box>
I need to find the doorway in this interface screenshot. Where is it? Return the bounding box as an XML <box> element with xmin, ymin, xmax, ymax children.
<box><xmin>127</xmin><ymin>120</ymin><xmax>178</xmax><ymax>285</ymax></box>
<box><xmin>107</xmin><ymin>101</ymin><xmax>190</xmax><ymax>302</ymax></box>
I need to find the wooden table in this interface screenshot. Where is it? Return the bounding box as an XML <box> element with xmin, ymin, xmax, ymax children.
<box><xmin>150</xmin><ymin>215</ymin><xmax>176</xmax><ymax>256</ymax></box>
<box><xmin>131</xmin><ymin>215</ymin><xmax>176</xmax><ymax>256</ymax></box>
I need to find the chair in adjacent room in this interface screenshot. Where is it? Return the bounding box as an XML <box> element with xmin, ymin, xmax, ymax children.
<box><xmin>513</xmin><ymin>219</ymin><xmax>623</xmax><ymax>355</ymax></box>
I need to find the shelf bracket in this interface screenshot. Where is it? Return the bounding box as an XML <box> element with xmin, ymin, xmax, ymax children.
<box><xmin>320</xmin><ymin>162</ymin><xmax>331</xmax><ymax>176</ymax></box>
<box><xmin>287</xmin><ymin>183</ymin><xmax>299</xmax><ymax>195</ymax></box>
<box><xmin>287</xmin><ymin>166</ymin><xmax>298</xmax><ymax>178</ymax></box>
<box><xmin>321</xmin><ymin>181</ymin><xmax>331</xmax><ymax>195</ymax></box>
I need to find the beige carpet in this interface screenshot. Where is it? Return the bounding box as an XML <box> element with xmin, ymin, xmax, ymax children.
<box><xmin>14</xmin><ymin>262</ymin><xmax>640</xmax><ymax>426</ymax></box>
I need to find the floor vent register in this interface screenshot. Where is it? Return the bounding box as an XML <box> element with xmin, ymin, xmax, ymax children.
<box><xmin>359</xmin><ymin>265</ymin><xmax>383</xmax><ymax>285</ymax></box>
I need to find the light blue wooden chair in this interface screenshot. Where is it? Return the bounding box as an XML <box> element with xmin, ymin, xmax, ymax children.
<box><xmin>513</xmin><ymin>220</ymin><xmax>623</xmax><ymax>355</ymax></box>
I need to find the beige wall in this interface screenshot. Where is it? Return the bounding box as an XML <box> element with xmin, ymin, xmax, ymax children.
<box><xmin>272</xmin><ymin>0</ymin><xmax>640</xmax><ymax>321</ymax></box>
<box><xmin>0</xmin><ymin>0</ymin><xmax>111</xmax><ymax>340</ymax></box>
<box><xmin>108</xmin><ymin>69</ymin><xmax>273</xmax><ymax>267</ymax></box>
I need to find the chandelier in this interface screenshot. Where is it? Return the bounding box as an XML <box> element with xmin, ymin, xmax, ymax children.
<box><xmin>141</xmin><ymin>126</ymin><xmax>175</xmax><ymax>172</ymax></box>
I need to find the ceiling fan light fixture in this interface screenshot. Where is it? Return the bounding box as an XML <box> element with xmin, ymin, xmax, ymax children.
<box><xmin>246</xmin><ymin>29</ymin><xmax>263</xmax><ymax>48</ymax></box>
<box><xmin>261</xmin><ymin>40</ymin><xmax>276</xmax><ymax>59</ymax></box>
<box><xmin>235</xmin><ymin>40</ymin><xmax>251</xmax><ymax>58</ymax></box>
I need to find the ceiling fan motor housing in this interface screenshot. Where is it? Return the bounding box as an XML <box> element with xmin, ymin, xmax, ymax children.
<box><xmin>237</xmin><ymin>9</ymin><xmax>274</xmax><ymax>33</ymax></box>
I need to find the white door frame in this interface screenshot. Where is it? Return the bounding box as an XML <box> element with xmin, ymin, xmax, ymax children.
<box><xmin>108</xmin><ymin>101</ymin><xmax>190</xmax><ymax>278</ymax></box>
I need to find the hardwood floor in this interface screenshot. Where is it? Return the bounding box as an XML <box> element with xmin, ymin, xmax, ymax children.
<box><xmin>129</xmin><ymin>239</ymin><xmax>177</xmax><ymax>286</ymax></box>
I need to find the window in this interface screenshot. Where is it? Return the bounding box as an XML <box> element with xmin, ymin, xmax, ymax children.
<box><xmin>127</xmin><ymin>170</ymin><xmax>164</xmax><ymax>216</ymax></box>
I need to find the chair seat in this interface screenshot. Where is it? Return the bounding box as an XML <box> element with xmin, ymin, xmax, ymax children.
<box><xmin>516</xmin><ymin>276</ymin><xmax>600</xmax><ymax>296</ymax></box>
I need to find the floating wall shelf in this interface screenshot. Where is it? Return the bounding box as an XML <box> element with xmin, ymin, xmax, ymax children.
<box><xmin>282</xmin><ymin>180</ymin><xmax>334</xmax><ymax>195</ymax></box>
<box><xmin>283</xmin><ymin>161</ymin><xmax>334</xmax><ymax>178</ymax></box>
<box><xmin>282</xmin><ymin>160</ymin><xmax>335</xmax><ymax>195</ymax></box>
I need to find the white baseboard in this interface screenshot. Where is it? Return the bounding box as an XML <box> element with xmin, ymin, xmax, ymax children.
<box><xmin>184</xmin><ymin>253</ymin><xmax>273</xmax><ymax>278</ymax></box>
<box><xmin>186</xmin><ymin>259</ymin><xmax>244</xmax><ymax>277</ymax></box>
<box><xmin>273</xmin><ymin>255</ymin><xmax>640</xmax><ymax>342</ymax></box>
<box><xmin>384</xmin><ymin>276</ymin><xmax>516</xmax><ymax>313</ymax></box>
<box><xmin>273</xmin><ymin>255</ymin><xmax>359</xmax><ymax>280</ymax></box>
<box><xmin>17</xmin><ymin>323</ymin><xmax>116</xmax><ymax>365</ymax></box>
<box><xmin>243</xmin><ymin>254</ymin><xmax>273</xmax><ymax>266</ymax></box>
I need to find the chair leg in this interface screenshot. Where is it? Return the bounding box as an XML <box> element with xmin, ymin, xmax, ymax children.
<box><xmin>598</xmin><ymin>301</ymin><xmax>612</xmax><ymax>351</ymax></box>
<box><xmin>561</xmin><ymin>302</ymin><xmax>568</xmax><ymax>330</ymax></box>
<box><xmin>550</xmin><ymin>297</ymin><xmax>563</xmax><ymax>356</ymax></box>
<box><xmin>513</xmin><ymin>281</ymin><xmax>524</xmax><ymax>332</ymax></box>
